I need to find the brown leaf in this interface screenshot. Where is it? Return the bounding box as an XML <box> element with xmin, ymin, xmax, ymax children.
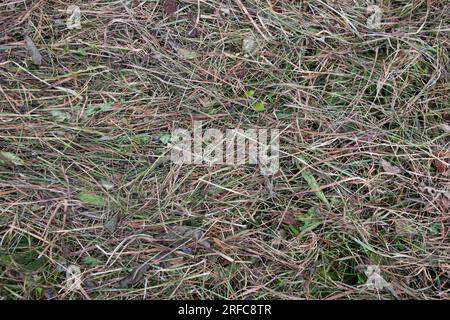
<box><xmin>5</xmin><ymin>268</ymin><xmax>24</xmax><ymax>281</ymax></box>
<box><xmin>433</xmin><ymin>158</ymin><xmax>449</xmax><ymax>176</ymax></box>
<box><xmin>24</xmin><ymin>35</ymin><xmax>42</xmax><ymax>66</ymax></box>
<box><xmin>272</xmin><ymin>210</ymin><xmax>303</xmax><ymax>227</ymax></box>
<box><xmin>443</xmin><ymin>113</ymin><xmax>450</xmax><ymax>122</ymax></box>
<box><xmin>165</xmin><ymin>256</ymin><xmax>185</xmax><ymax>267</ymax></box>
<box><xmin>212</xmin><ymin>238</ymin><xmax>233</xmax><ymax>252</ymax></box>
<box><xmin>439</xmin><ymin>195</ymin><xmax>449</xmax><ymax>211</ymax></box>
<box><xmin>163</xmin><ymin>0</ymin><xmax>178</xmax><ymax>16</ymax></box>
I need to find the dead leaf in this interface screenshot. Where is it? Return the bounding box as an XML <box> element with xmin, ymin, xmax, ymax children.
<box><xmin>163</xmin><ymin>256</ymin><xmax>185</xmax><ymax>267</ymax></box>
<box><xmin>381</xmin><ymin>159</ymin><xmax>402</xmax><ymax>174</ymax></box>
<box><xmin>193</xmin><ymin>229</ymin><xmax>211</xmax><ymax>248</ymax></box>
<box><xmin>443</xmin><ymin>113</ymin><xmax>450</xmax><ymax>122</ymax></box>
<box><xmin>118</xmin><ymin>264</ymin><xmax>149</xmax><ymax>288</ymax></box>
<box><xmin>83</xmin><ymin>280</ymin><xmax>98</xmax><ymax>290</ymax></box>
<box><xmin>433</xmin><ymin>158</ymin><xmax>449</xmax><ymax>176</ymax></box>
<box><xmin>198</xmin><ymin>239</ymin><xmax>211</xmax><ymax>249</ymax></box>
<box><xmin>212</xmin><ymin>239</ymin><xmax>233</xmax><ymax>252</ymax></box>
<box><xmin>272</xmin><ymin>210</ymin><xmax>303</xmax><ymax>227</ymax></box>
<box><xmin>24</xmin><ymin>35</ymin><xmax>42</xmax><ymax>66</ymax></box>
<box><xmin>5</xmin><ymin>268</ymin><xmax>24</xmax><ymax>281</ymax></box>
<box><xmin>104</xmin><ymin>215</ymin><xmax>118</xmax><ymax>232</ymax></box>
<box><xmin>439</xmin><ymin>195</ymin><xmax>449</xmax><ymax>211</ymax></box>
<box><xmin>179</xmin><ymin>246</ymin><xmax>193</xmax><ymax>255</ymax></box>
<box><xmin>163</xmin><ymin>0</ymin><xmax>178</xmax><ymax>16</ymax></box>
